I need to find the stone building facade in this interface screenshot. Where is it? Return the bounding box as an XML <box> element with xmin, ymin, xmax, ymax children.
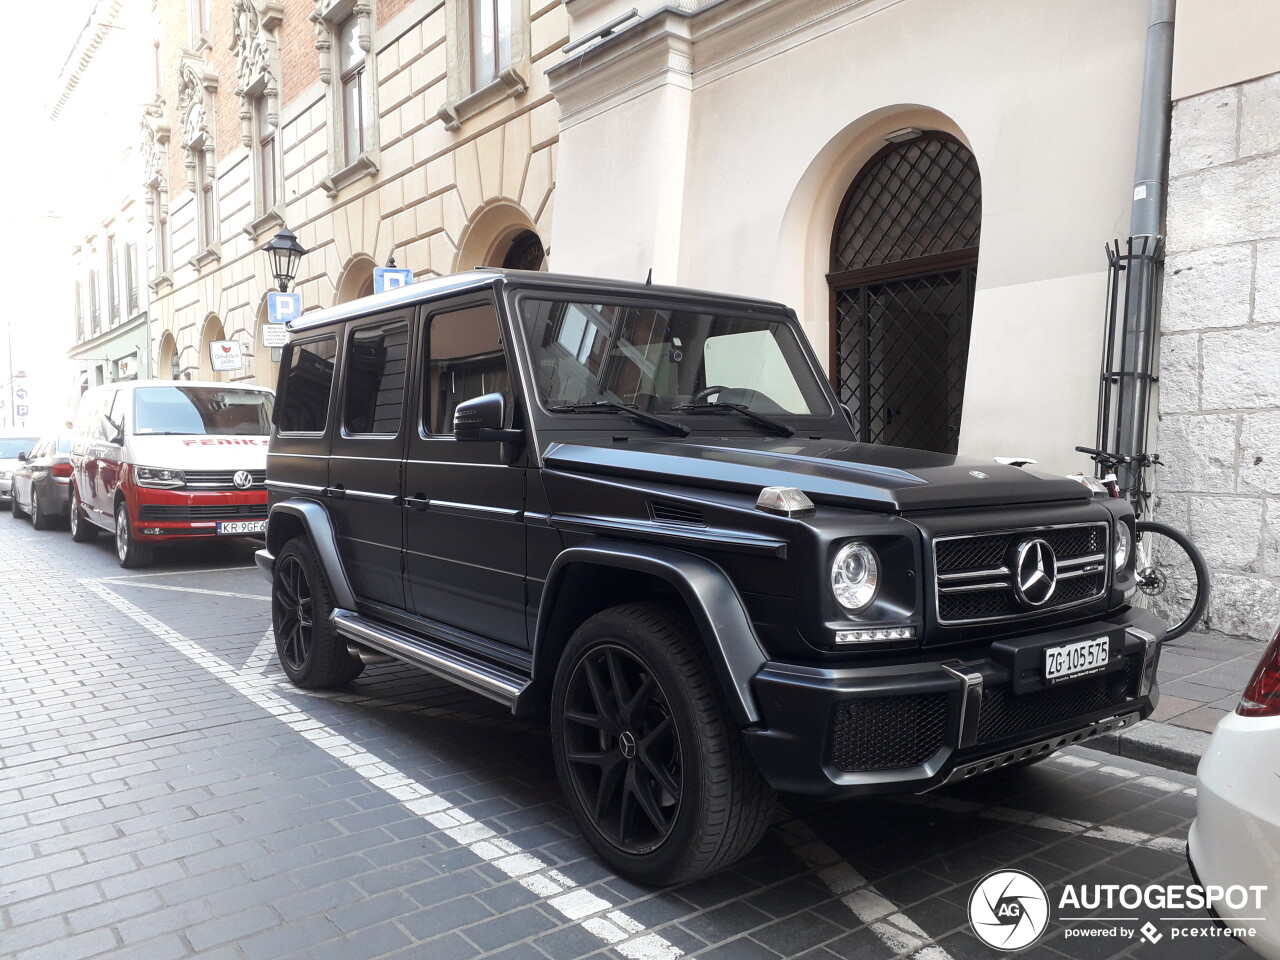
<box><xmin>144</xmin><ymin>0</ymin><xmax>565</xmax><ymax>387</ymax></box>
<box><xmin>1156</xmin><ymin>0</ymin><xmax>1280</xmax><ymax>640</ymax></box>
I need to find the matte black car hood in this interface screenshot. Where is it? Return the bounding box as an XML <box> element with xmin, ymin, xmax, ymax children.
<box><xmin>543</xmin><ymin>437</ymin><xmax>1090</xmax><ymax>512</ymax></box>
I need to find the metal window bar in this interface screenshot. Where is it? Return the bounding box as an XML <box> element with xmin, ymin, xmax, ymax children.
<box><xmin>1095</xmin><ymin>235</ymin><xmax>1164</xmax><ymax>495</ymax></box>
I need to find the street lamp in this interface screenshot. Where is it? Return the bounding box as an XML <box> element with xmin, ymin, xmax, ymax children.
<box><xmin>262</xmin><ymin>227</ymin><xmax>308</xmax><ymax>292</ymax></box>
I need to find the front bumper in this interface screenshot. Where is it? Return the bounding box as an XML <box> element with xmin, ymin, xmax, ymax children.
<box><xmin>128</xmin><ymin>487</ymin><xmax>268</xmax><ymax>541</ymax></box>
<box><xmin>744</xmin><ymin>607</ymin><xmax>1164</xmax><ymax>797</ymax></box>
<box><xmin>0</xmin><ymin>477</ymin><xmax>12</xmax><ymax>501</ymax></box>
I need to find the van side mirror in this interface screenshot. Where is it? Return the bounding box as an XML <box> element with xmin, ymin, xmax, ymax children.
<box><xmin>101</xmin><ymin>415</ymin><xmax>123</xmax><ymax>445</ymax></box>
<box><xmin>17</xmin><ymin>451</ymin><xmax>27</xmax><ymax>462</ymax></box>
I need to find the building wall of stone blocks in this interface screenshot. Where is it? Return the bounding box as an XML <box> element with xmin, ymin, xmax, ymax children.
<box><xmin>1157</xmin><ymin>71</ymin><xmax>1280</xmax><ymax>640</ymax></box>
<box><xmin>150</xmin><ymin>0</ymin><xmax>566</xmax><ymax>392</ymax></box>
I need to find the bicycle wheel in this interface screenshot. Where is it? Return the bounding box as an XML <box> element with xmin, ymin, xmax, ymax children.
<box><xmin>1131</xmin><ymin>520</ymin><xmax>1210</xmax><ymax>641</ymax></box>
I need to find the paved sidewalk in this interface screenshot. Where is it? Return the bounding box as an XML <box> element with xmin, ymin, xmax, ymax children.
<box><xmin>1086</xmin><ymin>628</ymin><xmax>1268</xmax><ymax>773</ymax></box>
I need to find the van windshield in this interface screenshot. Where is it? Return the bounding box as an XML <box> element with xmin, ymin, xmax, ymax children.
<box><xmin>132</xmin><ymin>387</ymin><xmax>274</xmax><ymax>436</ymax></box>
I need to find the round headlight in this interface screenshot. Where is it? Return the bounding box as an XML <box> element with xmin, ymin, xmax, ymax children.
<box><xmin>832</xmin><ymin>541</ymin><xmax>879</xmax><ymax>613</ymax></box>
<box><xmin>1114</xmin><ymin>521</ymin><xmax>1131</xmax><ymax>570</ymax></box>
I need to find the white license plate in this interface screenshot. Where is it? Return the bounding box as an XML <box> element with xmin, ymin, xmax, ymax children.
<box><xmin>1044</xmin><ymin>637</ymin><xmax>1110</xmax><ymax>684</ymax></box>
<box><xmin>217</xmin><ymin>520</ymin><xmax>266</xmax><ymax>535</ymax></box>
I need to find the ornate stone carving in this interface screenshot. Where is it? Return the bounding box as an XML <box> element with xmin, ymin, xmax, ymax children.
<box><xmin>230</xmin><ymin>0</ymin><xmax>284</xmax><ymax>146</ymax></box>
<box><xmin>177</xmin><ymin>52</ymin><xmax>219</xmax><ymax>179</ymax></box>
<box><xmin>311</xmin><ymin>1</ymin><xmax>372</xmax><ymax>86</ymax></box>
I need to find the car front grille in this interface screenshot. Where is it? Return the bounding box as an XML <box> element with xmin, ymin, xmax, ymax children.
<box><xmin>976</xmin><ymin>655</ymin><xmax>1141</xmax><ymax>744</ymax></box>
<box><xmin>934</xmin><ymin>522</ymin><xmax>1109</xmax><ymax>625</ymax></box>
<box><xmin>139</xmin><ymin>504</ymin><xmax>268</xmax><ymax>522</ymax></box>
<box><xmin>830</xmin><ymin>693</ymin><xmax>950</xmax><ymax>772</ymax></box>
<box><xmin>183</xmin><ymin>470</ymin><xmax>266</xmax><ymax>489</ymax></box>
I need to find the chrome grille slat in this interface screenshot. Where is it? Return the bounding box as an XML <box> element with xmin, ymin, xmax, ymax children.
<box><xmin>933</xmin><ymin>522</ymin><xmax>1109</xmax><ymax>625</ymax></box>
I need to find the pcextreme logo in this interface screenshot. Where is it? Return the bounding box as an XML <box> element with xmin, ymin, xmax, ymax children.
<box><xmin>967</xmin><ymin>871</ymin><xmax>1268</xmax><ymax>951</ymax></box>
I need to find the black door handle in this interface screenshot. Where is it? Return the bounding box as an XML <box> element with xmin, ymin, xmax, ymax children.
<box><xmin>325</xmin><ymin>484</ymin><xmax>347</xmax><ymax>499</ymax></box>
<box><xmin>404</xmin><ymin>493</ymin><xmax>429</xmax><ymax>512</ymax></box>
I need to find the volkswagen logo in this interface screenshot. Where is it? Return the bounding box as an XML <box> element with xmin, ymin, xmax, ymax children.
<box><xmin>969</xmin><ymin>869</ymin><xmax>1050</xmax><ymax>950</ymax></box>
<box><xmin>1012</xmin><ymin>538</ymin><xmax>1057</xmax><ymax>608</ymax></box>
<box><xmin>233</xmin><ymin>470</ymin><xmax>254</xmax><ymax>490</ymax></box>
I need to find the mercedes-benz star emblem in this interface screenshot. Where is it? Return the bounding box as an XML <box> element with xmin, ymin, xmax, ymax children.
<box><xmin>233</xmin><ymin>470</ymin><xmax>254</xmax><ymax>490</ymax></box>
<box><xmin>1013</xmin><ymin>538</ymin><xmax>1057</xmax><ymax>608</ymax></box>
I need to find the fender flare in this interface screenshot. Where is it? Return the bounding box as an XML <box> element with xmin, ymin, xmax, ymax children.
<box><xmin>535</xmin><ymin>541</ymin><xmax>767</xmax><ymax>725</ymax></box>
<box><xmin>266</xmin><ymin>499</ymin><xmax>358</xmax><ymax>610</ymax></box>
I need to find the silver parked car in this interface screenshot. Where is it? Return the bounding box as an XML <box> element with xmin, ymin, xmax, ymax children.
<box><xmin>0</xmin><ymin>433</ymin><xmax>41</xmax><ymax>510</ymax></box>
<box><xmin>10</xmin><ymin>433</ymin><xmax>74</xmax><ymax>529</ymax></box>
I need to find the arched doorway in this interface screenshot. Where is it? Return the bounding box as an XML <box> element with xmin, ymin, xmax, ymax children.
<box><xmin>157</xmin><ymin>331</ymin><xmax>179</xmax><ymax>380</ymax></box>
<box><xmin>336</xmin><ymin>255</ymin><xmax>376</xmax><ymax>303</ymax></box>
<box><xmin>454</xmin><ymin>201</ymin><xmax>546</xmax><ymax>272</ymax></box>
<box><xmin>499</xmin><ymin>229</ymin><xmax>545</xmax><ymax>270</ymax></box>
<box><xmin>829</xmin><ymin>132</ymin><xmax>981</xmax><ymax>454</ymax></box>
<box><xmin>197</xmin><ymin>315</ymin><xmax>228</xmax><ymax>382</ymax></box>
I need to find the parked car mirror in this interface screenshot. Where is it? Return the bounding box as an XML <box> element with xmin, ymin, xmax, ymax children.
<box><xmin>454</xmin><ymin>393</ymin><xmax>507</xmax><ymax>440</ymax></box>
<box><xmin>16</xmin><ymin>451</ymin><xmax>27</xmax><ymax>461</ymax></box>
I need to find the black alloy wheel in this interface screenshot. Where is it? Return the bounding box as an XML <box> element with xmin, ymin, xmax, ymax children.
<box><xmin>69</xmin><ymin>487</ymin><xmax>97</xmax><ymax>542</ymax></box>
<box><xmin>561</xmin><ymin>643</ymin><xmax>683</xmax><ymax>855</ymax></box>
<box><xmin>551</xmin><ymin>603</ymin><xmax>775</xmax><ymax>884</ymax></box>
<box><xmin>271</xmin><ymin>537</ymin><xmax>363</xmax><ymax>688</ymax></box>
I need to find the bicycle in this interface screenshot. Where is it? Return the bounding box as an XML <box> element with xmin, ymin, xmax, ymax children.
<box><xmin>1073</xmin><ymin>445</ymin><xmax>1210</xmax><ymax>641</ymax></box>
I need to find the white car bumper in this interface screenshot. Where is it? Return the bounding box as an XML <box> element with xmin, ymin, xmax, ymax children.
<box><xmin>1190</xmin><ymin>710</ymin><xmax>1280</xmax><ymax>960</ymax></box>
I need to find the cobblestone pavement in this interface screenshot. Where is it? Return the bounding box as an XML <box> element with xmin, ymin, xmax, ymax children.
<box><xmin>0</xmin><ymin>517</ymin><xmax>1256</xmax><ymax>960</ymax></box>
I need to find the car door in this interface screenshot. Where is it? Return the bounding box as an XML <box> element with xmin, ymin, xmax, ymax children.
<box><xmin>402</xmin><ymin>296</ymin><xmax>528</xmax><ymax>646</ymax></box>
<box><xmin>96</xmin><ymin>389</ymin><xmax>126</xmax><ymax>523</ymax></box>
<box><xmin>13</xmin><ymin>438</ymin><xmax>40</xmax><ymax>509</ymax></box>
<box><xmin>79</xmin><ymin>387</ymin><xmax>119</xmax><ymax>524</ymax></box>
<box><xmin>328</xmin><ymin>313</ymin><xmax>411</xmax><ymax>610</ymax></box>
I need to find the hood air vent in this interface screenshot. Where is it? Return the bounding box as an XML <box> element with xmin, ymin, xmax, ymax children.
<box><xmin>649</xmin><ymin>500</ymin><xmax>706</xmax><ymax>527</ymax></box>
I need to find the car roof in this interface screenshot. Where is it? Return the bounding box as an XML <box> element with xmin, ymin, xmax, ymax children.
<box><xmin>287</xmin><ymin>269</ymin><xmax>790</xmax><ymax>334</ymax></box>
<box><xmin>87</xmin><ymin>379</ymin><xmax>274</xmax><ymax>394</ymax></box>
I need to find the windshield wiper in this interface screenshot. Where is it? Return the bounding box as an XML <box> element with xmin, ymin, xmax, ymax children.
<box><xmin>672</xmin><ymin>402</ymin><xmax>795</xmax><ymax>437</ymax></box>
<box><xmin>548</xmin><ymin>401</ymin><xmax>690</xmax><ymax>437</ymax></box>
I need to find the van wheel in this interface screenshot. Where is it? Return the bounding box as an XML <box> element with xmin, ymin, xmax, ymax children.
<box><xmin>115</xmin><ymin>501</ymin><xmax>154</xmax><ymax>568</ymax></box>
<box><xmin>551</xmin><ymin>603</ymin><xmax>775</xmax><ymax>884</ymax></box>
<box><xmin>69</xmin><ymin>487</ymin><xmax>97</xmax><ymax>542</ymax></box>
<box><xmin>272</xmin><ymin>536</ymin><xmax>364</xmax><ymax>688</ymax></box>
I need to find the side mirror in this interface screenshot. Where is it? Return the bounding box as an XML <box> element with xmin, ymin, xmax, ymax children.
<box><xmin>101</xmin><ymin>415</ymin><xmax>123</xmax><ymax>445</ymax></box>
<box><xmin>454</xmin><ymin>392</ymin><xmax>506</xmax><ymax>440</ymax></box>
<box><xmin>16</xmin><ymin>451</ymin><xmax>27</xmax><ymax>462</ymax></box>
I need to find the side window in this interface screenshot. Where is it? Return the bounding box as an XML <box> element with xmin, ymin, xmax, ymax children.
<box><xmin>278</xmin><ymin>336</ymin><xmax>338</xmax><ymax>434</ymax></box>
<box><xmin>89</xmin><ymin>391</ymin><xmax>118</xmax><ymax>441</ymax></box>
<box><xmin>424</xmin><ymin>303</ymin><xmax>510</xmax><ymax>435</ymax></box>
<box><xmin>343</xmin><ymin>320</ymin><xmax>409</xmax><ymax>435</ymax></box>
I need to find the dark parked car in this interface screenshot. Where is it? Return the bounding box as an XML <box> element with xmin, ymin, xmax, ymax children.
<box><xmin>10</xmin><ymin>433</ymin><xmax>74</xmax><ymax>529</ymax></box>
<box><xmin>258</xmin><ymin>270</ymin><xmax>1165</xmax><ymax>883</ymax></box>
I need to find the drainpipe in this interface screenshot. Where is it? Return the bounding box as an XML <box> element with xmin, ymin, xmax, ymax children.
<box><xmin>1115</xmin><ymin>0</ymin><xmax>1175</xmax><ymax>495</ymax></box>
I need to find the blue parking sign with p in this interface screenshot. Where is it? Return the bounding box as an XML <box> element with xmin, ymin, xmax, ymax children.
<box><xmin>267</xmin><ymin>291</ymin><xmax>302</xmax><ymax>324</ymax></box>
<box><xmin>374</xmin><ymin>267</ymin><xmax>413</xmax><ymax>293</ymax></box>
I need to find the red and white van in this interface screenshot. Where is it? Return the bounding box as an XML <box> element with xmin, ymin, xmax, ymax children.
<box><xmin>68</xmin><ymin>379</ymin><xmax>275</xmax><ymax>567</ymax></box>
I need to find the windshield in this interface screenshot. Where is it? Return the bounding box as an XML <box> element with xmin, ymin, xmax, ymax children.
<box><xmin>132</xmin><ymin>387</ymin><xmax>274</xmax><ymax>436</ymax></box>
<box><xmin>0</xmin><ymin>438</ymin><xmax>39</xmax><ymax>458</ymax></box>
<box><xmin>519</xmin><ymin>299</ymin><xmax>831</xmax><ymax>418</ymax></box>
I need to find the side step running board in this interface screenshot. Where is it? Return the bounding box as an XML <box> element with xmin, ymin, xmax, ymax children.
<box><xmin>332</xmin><ymin>609</ymin><xmax>531</xmax><ymax>709</ymax></box>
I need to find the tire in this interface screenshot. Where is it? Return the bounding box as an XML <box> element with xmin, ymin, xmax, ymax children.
<box><xmin>9</xmin><ymin>491</ymin><xmax>24</xmax><ymax>519</ymax></box>
<box><xmin>115</xmin><ymin>500</ymin><xmax>154</xmax><ymax>568</ymax></box>
<box><xmin>69</xmin><ymin>487</ymin><xmax>97</xmax><ymax>542</ymax></box>
<box><xmin>1132</xmin><ymin>520</ymin><xmax>1210</xmax><ymax>642</ymax></box>
<box><xmin>551</xmin><ymin>602</ymin><xmax>775</xmax><ymax>884</ymax></box>
<box><xmin>272</xmin><ymin>536</ymin><xmax>364</xmax><ymax>688</ymax></box>
<box><xmin>30</xmin><ymin>487</ymin><xmax>50</xmax><ymax>531</ymax></box>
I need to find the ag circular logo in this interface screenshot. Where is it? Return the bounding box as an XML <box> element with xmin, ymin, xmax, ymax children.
<box><xmin>969</xmin><ymin>869</ymin><xmax>1050</xmax><ymax>951</ymax></box>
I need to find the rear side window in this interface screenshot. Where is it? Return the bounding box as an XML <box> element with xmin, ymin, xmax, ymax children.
<box><xmin>278</xmin><ymin>336</ymin><xmax>337</xmax><ymax>434</ymax></box>
<box><xmin>343</xmin><ymin>320</ymin><xmax>408</xmax><ymax>435</ymax></box>
<box><xmin>424</xmin><ymin>304</ymin><xmax>510</xmax><ymax>435</ymax></box>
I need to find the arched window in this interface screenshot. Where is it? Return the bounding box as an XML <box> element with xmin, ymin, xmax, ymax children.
<box><xmin>501</xmin><ymin>229</ymin><xmax>545</xmax><ymax>270</ymax></box>
<box><xmin>829</xmin><ymin>133</ymin><xmax>981</xmax><ymax>454</ymax></box>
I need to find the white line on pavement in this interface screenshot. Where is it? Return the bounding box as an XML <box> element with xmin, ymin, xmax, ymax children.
<box><xmin>1048</xmin><ymin>752</ymin><xmax>1197</xmax><ymax>796</ymax></box>
<box><xmin>96</xmin><ymin>565</ymin><xmax>254</xmax><ymax>581</ymax></box>
<box><xmin>776</xmin><ymin>818</ymin><xmax>953</xmax><ymax>960</ymax></box>
<box><xmin>242</xmin><ymin>628</ymin><xmax>278</xmax><ymax>674</ymax></box>
<box><xmin>84</xmin><ymin>580</ymin><xmax>682</xmax><ymax>960</ymax></box>
<box><xmin>103</xmin><ymin>581</ymin><xmax>270</xmax><ymax>601</ymax></box>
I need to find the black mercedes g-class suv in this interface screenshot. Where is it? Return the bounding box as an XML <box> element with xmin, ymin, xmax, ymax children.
<box><xmin>258</xmin><ymin>269</ymin><xmax>1163</xmax><ymax>883</ymax></box>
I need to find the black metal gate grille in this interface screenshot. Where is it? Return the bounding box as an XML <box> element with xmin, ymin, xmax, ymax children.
<box><xmin>829</xmin><ymin>134</ymin><xmax>981</xmax><ymax>455</ymax></box>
